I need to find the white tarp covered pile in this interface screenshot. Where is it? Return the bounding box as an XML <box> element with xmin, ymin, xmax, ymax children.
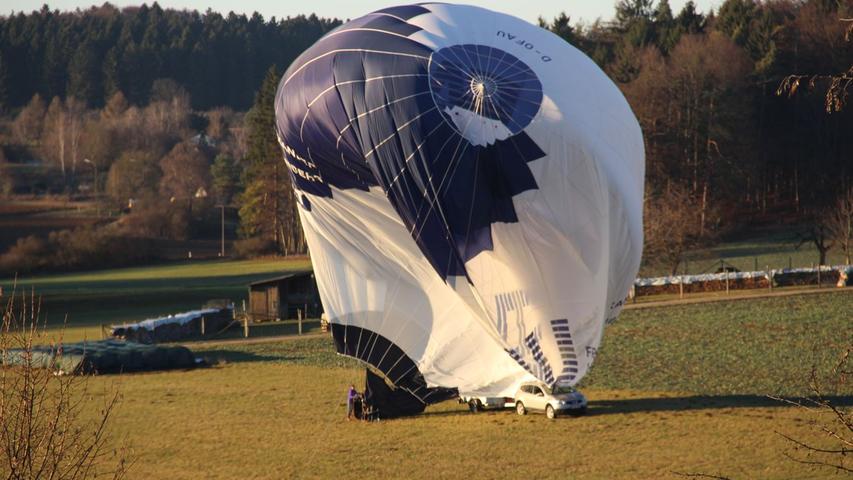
<box><xmin>111</xmin><ymin>308</ymin><xmax>221</xmax><ymax>333</ymax></box>
<box><xmin>110</xmin><ymin>307</ymin><xmax>233</xmax><ymax>343</ymax></box>
<box><xmin>634</xmin><ymin>264</ymin><xmax>853</xmax><ymax>289</ymax></box>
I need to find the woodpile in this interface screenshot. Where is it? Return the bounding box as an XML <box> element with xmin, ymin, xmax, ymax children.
<box><xmin>111</xmin><ymin>308</ymin><xmax>233</xmax><ymax>344</ymax></box>
<box><xmin>634</xmin><ymin>266</ymin><xmax>851</xmax><ymax>297</ymax></box>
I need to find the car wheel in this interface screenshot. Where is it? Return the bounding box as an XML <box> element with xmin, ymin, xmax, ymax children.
<box><xmin>516</xmin><ymin>401</ymin><xmax>526</xmax><ymax>415</ymax></box>
<box><xmin>545</xmin><ymin>404</ymin><xmax>556</xmax><ymax>419</ymax></box>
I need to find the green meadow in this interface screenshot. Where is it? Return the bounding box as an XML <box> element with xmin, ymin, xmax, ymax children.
<box><xmin>63</xmin><ymin>290</ymin><xmax>851</xmax><ymax>479</ymax></box>
<box><xmin>2</xmin><ymin>258</ymin><xmax>851</xmax><ymax>479</ymax></box>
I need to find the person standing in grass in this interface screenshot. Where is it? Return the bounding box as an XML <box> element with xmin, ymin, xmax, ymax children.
<box><xmin>346</xmin><ymin>384</ymin><xmax>358</xmax><ymax>420</ymax></box>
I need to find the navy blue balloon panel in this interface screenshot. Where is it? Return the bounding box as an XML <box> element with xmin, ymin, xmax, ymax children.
<box><xmin>277</xmin><ymin>8</ymin><xmax>546</xmax><ymax>280</ymax></box>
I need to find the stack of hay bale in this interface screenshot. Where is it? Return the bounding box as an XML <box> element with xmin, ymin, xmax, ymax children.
<box><xmin>111</xmin><ymin>307</ymin><xmax>233</xmax><ymax>344</ymax></box>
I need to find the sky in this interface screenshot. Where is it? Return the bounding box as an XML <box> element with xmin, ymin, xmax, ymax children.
<box><xmin>4</xmin><ymin>0</ymin><xmax>720</xmax><ymax>24</ymax></box>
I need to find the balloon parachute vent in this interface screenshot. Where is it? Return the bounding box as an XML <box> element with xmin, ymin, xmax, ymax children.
<box><xmin>429</xmin><ymin>44</ymin><xmax>542</xmax><ymax>146</ymax></box>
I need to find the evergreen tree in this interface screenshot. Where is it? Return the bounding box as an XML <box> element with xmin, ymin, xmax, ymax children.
<box><xmin>210</xmin><ymin>153</ymin><xmax>241</xmax><ymax>204</ymax></box>
<box><xmin>615</xmin><ymin>0</ymin><xmax>655</xmax><ymax>29</ymax></box>
<box><xmin>654</xmin><ymin>0</ymin><xmax>680</xmax><ymax>53</ymax></box>
<box><xmin>549</xmin><ymin>13</ymin><xmax>577</xmax><ymax>45</ymax></box>
<box><xmin>102</xmin><ymin>47</ymin><xmax>122</xmax><ymax>101</ymax></box>
<box><xmin>67</xmin><ymin>41</ymin><xmax>102</xmax><ymax>107</ymax></box>
<box><xmin>676</xmin><ymin>1</ymin><xmax>706</xmax><ymax>35</ymax></box>
<box><xmin>238</xmin><ymin>66</ymin><xmax>305</xmax><ymax>254</ymax></box>
<box><xmin>715</xmin><ymin>0</ymin><xmax>757</xmax><ymax>46</ymax></box>
<box><xmin>0</xmin><ymin>52</ymin><xmax>9</xmax><ymax>112</ymax></box>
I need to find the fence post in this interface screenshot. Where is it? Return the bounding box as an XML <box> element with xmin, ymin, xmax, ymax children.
<box><xmin>725</xmin><ymin>271</ymin><xmax>730</xmax><ymax>295</ymax></box>
<box><xmin>298</xmin><ymin>309</ymin><xmax>303</xmax><ymax>335</ymax></box>
<box><xmin>243</xmin><ymin>315</ymin><xmax>249</xmax><ymax>338</ymax></box>
<box><xmin>201</xmin><ymin>316</ymin><xmax>205</xmax><ymax>336</ymax></box>
<box><xmin>812</xmin><ymin>262</ymin><xmax>817</xmax><ymax>288</ymax></box>
<box><xmin>767</xmin><ymin>266</ymin><xmax>772</xmax><ymax>292</ymax></box>
<box><xmin>679</xmin><ymin>276</ymin><xmax>684</xmax><ymax>299</ymax></box>
<box><xmin>817</xmin><ymin>265</ymin><xmax>821</xmax><ymax>288</ymax></box>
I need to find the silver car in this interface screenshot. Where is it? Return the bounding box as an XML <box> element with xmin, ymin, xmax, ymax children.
<box><xmin>514</xmin><ymin>381</ymin><xmax>587</xmax><ymax>419</ymax></box>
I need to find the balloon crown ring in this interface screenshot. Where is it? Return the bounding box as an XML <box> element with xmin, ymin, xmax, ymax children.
<box><xmin>469</xmin><ymin>76</ymin><xmax>498</xmax><ymax>98</ymax></box>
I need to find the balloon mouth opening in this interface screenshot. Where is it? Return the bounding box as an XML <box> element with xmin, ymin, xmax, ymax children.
<box><xmin>469</xmin><ymin>76</ymin><xmax>497</xmax><ymax>99</ymax></box>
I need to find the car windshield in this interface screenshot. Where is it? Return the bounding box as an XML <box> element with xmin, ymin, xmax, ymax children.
<box><xmin>552</xmin><ymin>385</ymin><xmax>576</xmax><ymax>394</ymax></box>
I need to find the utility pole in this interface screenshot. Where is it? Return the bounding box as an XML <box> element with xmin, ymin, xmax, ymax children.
<box><xmin>218</xmin><ymin>204</ymin><xmax>226</xmax><ymax>257</ymax></box>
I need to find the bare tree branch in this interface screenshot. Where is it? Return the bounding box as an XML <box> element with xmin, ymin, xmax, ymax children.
<box><xmin>0</xmin><ymin>286</ymin><xmax>131</xmax><ymax>479</ymax></box>
<box><xmin>671</xmin><ymin>471</ymin><xmax>733</xmax><ymax>480</ymax></box>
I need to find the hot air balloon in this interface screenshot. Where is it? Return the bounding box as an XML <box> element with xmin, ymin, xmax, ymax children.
<box><xmin>275</xmin><ymin>3</ymin><xmax>644</xmax><ymax>417</ymax></box>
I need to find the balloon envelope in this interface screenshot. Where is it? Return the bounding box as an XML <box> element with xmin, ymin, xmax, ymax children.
<box><xmin>275</xmin><ymin>3</ymin><xmax>644</xmax><ymax>398</ymax></box>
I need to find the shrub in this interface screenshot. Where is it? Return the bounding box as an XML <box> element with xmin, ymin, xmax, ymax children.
<box><xmin>0</xmin><ymin>227</ymin><xmax>157</xmax><ymax>276</ymax></box>
<box><xmin>233</xmin><ymin>236</ymin><xmax>277</xmax><ymax>258</ymax></box>
<box><xmin>0</xmin><ymin>235</ymin><xmax>51</xmax><ymax>274</ymax></box>
<box><xmin>120</xmin><ymin>196</ymin><xmax>190</xmax><ymax>241</ymax></box>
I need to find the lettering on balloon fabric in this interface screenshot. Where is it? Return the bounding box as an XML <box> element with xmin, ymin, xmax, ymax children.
<box><xmin>494</xmin><ymin>290</ymin><xmax>528</xmax><ymax>340</ymax></box>
<box><xmin>551</xmin><ymin>318</ymin><xmax>579</xmax><ymax>385</ymax></box>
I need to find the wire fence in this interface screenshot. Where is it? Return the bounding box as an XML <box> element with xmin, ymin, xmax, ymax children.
<box><xmin>632</xmin><ymin>262</ymin><xmax>852</xmax><ymax>299</ymax></box>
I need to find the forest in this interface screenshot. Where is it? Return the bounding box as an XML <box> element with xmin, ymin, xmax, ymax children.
<box><xmin>0</xmin><ymin>0</ymin><xmax>851</xmax><ymax>274</ymax></box>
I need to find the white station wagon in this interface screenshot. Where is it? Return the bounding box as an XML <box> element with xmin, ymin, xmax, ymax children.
<box><xmin>514</xmin><ymin>381</ymin><xmax>587</xmax><ymax>419</ymax></box>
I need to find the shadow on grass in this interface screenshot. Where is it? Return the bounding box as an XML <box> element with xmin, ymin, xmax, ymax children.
<box><xmin>419</xmin><ymin>394</ymin><xmax>853</xmax><ymax>418</ymax></box>
<box><xmin>588</xmin><ymin>394</ymin><xmax>853</xmax><ymax>416</ymax></box>
<box><xmin>196</xmin><ymin>349</ymin><xmax>303</xmax><ymax>364</ymax></box>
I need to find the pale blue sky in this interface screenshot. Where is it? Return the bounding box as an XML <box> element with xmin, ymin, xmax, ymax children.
<box><xmin>4</xmin><ymin>1</ymin><xmax>720</xmax><ymax>24</ymax></box>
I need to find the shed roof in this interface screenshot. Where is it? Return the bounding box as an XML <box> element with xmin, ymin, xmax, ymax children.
<box><xmin>249</xmin><ymin>270</ymin><xmax>314</xmax><ymax>287</ymax></box>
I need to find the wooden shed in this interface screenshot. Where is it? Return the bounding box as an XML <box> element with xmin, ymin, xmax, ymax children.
<box><xmin>248</xmin><ymin>271</ymin><xmax>322</xmax><ymax>322</ymax></box>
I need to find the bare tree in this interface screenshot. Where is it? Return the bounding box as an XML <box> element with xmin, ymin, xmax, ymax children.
<box><xmin>0</xmin><ymin>289</ymin><xmax>131</xmax><ymax>479</ymax></box>
<box><xmin>41</xmin><ymin>96</ymin><xmax>67</xmax><ymax>177</ymax></box>
<box><xmin>796</xmin><ymin>209</ymin><xmax>835</xmax><ymax>266</ymax></box>
<box><xmin>205</xmin><ymin>107</ymin><xmax>232</xmax><ymax>141</ymax></box>
<box><xmin>644</xmin><ymin>184</ymin><xmax>703</xmax><ymax>275</ymax></box>
<box><xmin>623</xmin><ymin>32</ymin><xmax>752</xmax><ymax>237</ymax></box>
<box><xmin>159</xmin><ymin>142</ymin><xmax>211</xmax><ymax>202</ymax></box>
<box><xmin>826</xmin><ymin>187</ymin><xmax>853</xmax><ymax>264</ymax></box>
<box><xmin>771</xmin><ymin>344</ymin><xmax>852</xmax><ymax>475</ymax></box>
<box><xmin>12</xmin><ymin>94</ymin><xmax>46</xmax><ymax>146</ymax></box>
<box><xmin>0</xmin><ymin>148</ymin><xmax>14</xmax><ymax>197</ymax></box>
<box><xmin>65</xmin><ymin>97</ymin><xmax>85</xmax><ymax>176</ymax></box>
<box><xmin>106</xmin><ymin>150</ymin><xmax>161</xmax><ymax>209</ymax></box>
<box><xmin>101</xmin><ymin>91</ymin><xmax>129</xmax><ymax>122</ymax></box>
<box><xmin>144</xmin><ymin>79</ymin><xmax>191</xmax><ymax>144</ymax></box>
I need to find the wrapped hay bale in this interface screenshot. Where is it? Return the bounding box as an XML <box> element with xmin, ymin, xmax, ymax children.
<box><xmin>3</xmin><ymin>340</ymin><xmax>197</xmax><ymax>374</ymax></box>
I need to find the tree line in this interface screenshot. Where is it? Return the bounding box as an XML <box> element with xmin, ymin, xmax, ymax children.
<box><xmin>543</xmin><ymin>0</ymin><xmax>852</xmax><ymax>272</ymax></box>
<box><xmin>0</xmin><ymin>2</ymin><xmax>339</xmax><ymax>110</ymax></box>
<box><xmin>1</xmin><ymin>1</ymin><xmax>852</xmax><ymax>274</ymax></box>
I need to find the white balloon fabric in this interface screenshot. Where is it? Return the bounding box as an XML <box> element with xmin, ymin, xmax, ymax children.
<box><xmin>275</xmin><ymin>3</ymin><xmax>644</xmax><ymax>399</ymax></box>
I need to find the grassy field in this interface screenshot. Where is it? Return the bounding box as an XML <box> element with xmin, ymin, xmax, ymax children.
<box><xmin>1</xmin><ymin>238</ymin><xmax>849</xmax><ymax>477</ymax></box>
<box><xmin>62</xmin><ymin>290</ymin><xmax>852</xmax><ymax>480</ymax></box>
<box><xmin>1</xmin><ymin>257</ymin><xmax>312</xmax><ymax>342</ymax></box>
